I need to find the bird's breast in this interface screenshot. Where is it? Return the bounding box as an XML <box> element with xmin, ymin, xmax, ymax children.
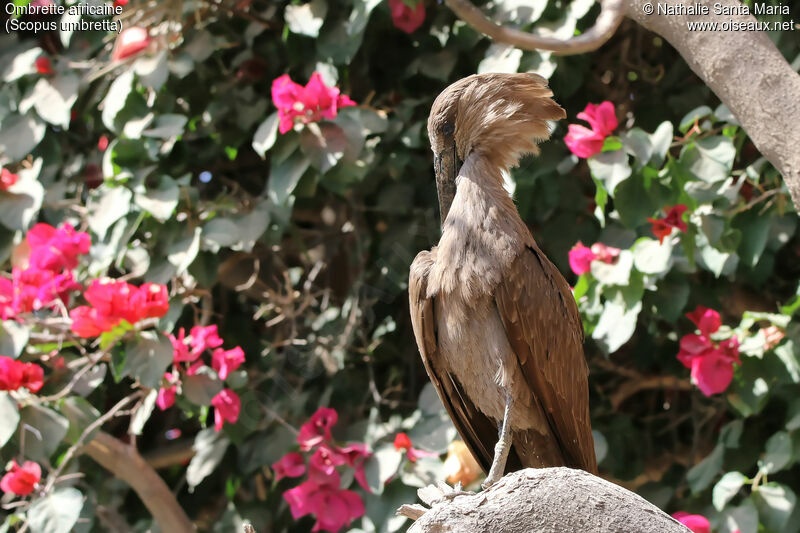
<box><xmin>434</xmin><ymin>292</ymin><xmax>546</xmax><ymax>432</ymax></box>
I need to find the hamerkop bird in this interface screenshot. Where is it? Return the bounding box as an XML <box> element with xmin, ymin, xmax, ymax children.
<box><xmin>409</xmin><ymin>73</ymin><xmax>597</xmax><ymax>488</ymax></box>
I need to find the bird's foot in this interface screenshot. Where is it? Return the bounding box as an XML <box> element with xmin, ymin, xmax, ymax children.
<box><xmin>396</xmin><ymin>481</ymin><xmax>476</xmax><ymax>521</ymax></box>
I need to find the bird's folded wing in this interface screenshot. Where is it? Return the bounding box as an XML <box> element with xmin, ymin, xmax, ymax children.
<box><xmin>409</xmin><ymin>250</ymin><xmax>496</xmax><ymax>474</ymax></box>
<box><xmin>494</xmin><ymin>245</ymin><xmax>598</xmax><ymax>474</ymax></box>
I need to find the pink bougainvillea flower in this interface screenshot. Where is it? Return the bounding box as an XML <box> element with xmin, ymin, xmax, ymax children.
<box><xmin>338</xmin><ymin>442</ymin><xmax>372</xmax><ymax>492</ymax></box>
<box><xmin>672</xmin><ymin>512</ymin><xmax>711</xmax><ymax>533</ymax></box>
<box><xmin>393</xmin><ymin>432</ymin><xmax>438</xmax><ymax>463</ymax></box>
<box><xmin>20</xmin><ymin>362</ymin><xmax>44</xmax><ymax>393</ymax></box>
<box><xmin>0</xmin><ymin>168</ymin><xmax>19</xmax><ymax>191</ymax></box>
<box><xmin>389</xmin><ymin>0</ymin><xmax>426</xmax><ymax>33</ymax></box>
<box><xmin>84</xmin><ymin>279</ymin><xmax>140</xmax><ymax>324</ymax></box>
<box><xmin>0</xmin><ymin>460</ymin><xmax>41</xmax><ymax>496</ymax></box>
<box><xmin>156</xmin><ymin>372</ymin><xmax>178</xmax><ymax>410</ymax></box>
<box><xmin>648</xmin><ymin>204</ymin><xmax>688</xmax><ymax>244</ymax></box>
<box><xmin>273</xmin><ymin>452</ymin><xmax>307</xmax><ymax>481</ymax></box>
<box><xmin>169</xmin><ymin>328</ymin><xmax>193</xmax><ymax>362</ymax></box>
<box><xmin>568</xmin><ymin>242</ymin><xmax>596</xmax><ymax>276</ymax></box>
<box><xmin>97</xmin><ymin>135</ymin><xmax>109</xmax><ymax>151</ymax></box>
<box><xmin>211</xmin><ymin>346</ymin><xmax>245</xmax><ymax>380</ymax></box>
<box><xmin>0</xmin><ymin>356</ymin><xmax>44</xmax><ymax>394</ymax></box>
<box><xmin>565</xmin><ymin>101</ymin><xmax>617</xmax><ymax>158</ymax></box>
<box><xmin>35</xmin><ymin>56</ymin><xmax>53</xmax><ymax>75</ymax></box>
<box><xmin>112</xmin><ymin>27</ymin><xmax>151</xmax><ymax>61</ymax></box>
<box><xmin>26</xmin><ymin>223</ymin><xmax>91</xmax><ymax>273</ymax></box>
<box><xmin>113</xmin><ymin>0</ymin><xmax>128</xmax><ymax>7</ymax></box>
<box><xmin>283</xmin><ymin>471</ymin><xmax>365</xmax><ymax>533</ymax></box>
<box><xmin>5</xmin><ymin>267</ymin><xmax>80</xmax><ymax>318</ymax></box>
<box><xmin>590</xmin><ymin>242</ymin><xmax>621</xmax><ymax>264</ymax></box>
<box><xmin>211</xmin><ymin>388</ymin><xmax>241</xmax><ymax>431</ymax></box>
<box><xmin>69</xmin><ymin>306</ymin><xmax>105</xmax><ymax>338</ymax></box>
<box><xmin>677</xmin><ymin>306</ymin><xmax>740</xmax><ymax>396</ymax></box>
<box><xmin>271</xmin><ymin>72</ymin><xmax>356</xmax><ymax>134</ymax></box>
<box><xmin>189</xmin><ymin>325</ymin><xmax>224</xmax><ymax>355</ymax></box>
<box><xmin>309</xmin><ymin>444</ymin><xmax>347</xmax><ymax>476</ymax></box>
<box><xmin>298</xmin><ymin>407</ymin><xmax>339</xmax><ymax>451</ymax></box>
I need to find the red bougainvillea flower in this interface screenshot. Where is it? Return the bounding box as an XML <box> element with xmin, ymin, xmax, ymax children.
<box><xmin>0</xmin><ymin>356</ymin><xmax>44</xmax><ymax>394</ymax></box>
<box><xmin>211</xmin><ymin>388</ymin><xmax>241</xmax><ymax>431</ymax></box>
<box><xmin>0</xmin><ymin>460</ymin><xmax>41</xmax><ymax>496</ymax></box>
<box><xmin>0</xmin><ymin>168</ymin><xmax>19</xmax><ymax>191</ymax></box>
<box><xmin>211</xmin><ymin>346</ymin><xmax>245</xmax><ymax>380</ymax></box>
<box><xmin>393</xmin><ymin>432</ymin><xmax>438</xmax><ymax>463</ymax></box>
<box><xmin>271</xmin><ymin>72</ymin><xmax>356</xmax><ymax>134</ymax></box>
<box><xmin>298</xmin><ymin>407</ymin><xmax>339</xmax><ymax>451</ymax></box>
<box><xmin>113</xmin><ymin>0</ymin><xmax>129</xmax><ymax>7</ymax></box>
<box><xmin>70</xmin><ymin>280</ymin><xmax>169</xmax><ymax>338</ymax></box>
<box><xmin>677</xmin><ymin>306</ymin><xmax>740</xmax><ymax>396</ymax></box>
<box><xmin>273</xmin><ymin>452</ymin><xmax>307</xmax><ymax>481</ymax></box>
<box><xmin>283</xmin><ymin>470</ymin><xmax>366</xmax><ymax>532</ymax></box>
<box><xmin>111</xmin><ymin>27</ymin><xmax>151</xmax><ymax>61</ymax></box>
<box><xmin>26</xmin><ymin>223</ymin><xmax>91</xmax><ymax>273</ymax></box>
<box><xmin>139</xmin><ymin>283</ymin><xmax>169</xmax><ymax>318</ymax></box>
<box><xmin>97</xmin><ymin>135</ymin><xmax>109</xmax><ymax>151</ymax></box>
<box><xmin>35</xmin><ymin>56</ymin><xmax>53</xmax><ymax>75</ymax></box>
<box><xmin>564</xmin><ymin>101</ymin><xmax>618</xmax><ymax>158</ymax></box>
<box><xmin>648</xmin><ymin>204</ymin><xmax>688</xmax><ymax>244</ymax></box>
<box><xmin>672</xmin><ymin>512</ymin><xmax>711</xmax><ymax>533</ymax></box>
<box><xmin>389</xmin><ymin>0</ymin><xmax>426</xmax><ymax>34</ymax></box>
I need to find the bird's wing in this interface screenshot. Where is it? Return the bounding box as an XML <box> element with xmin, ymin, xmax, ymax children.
<box><xmin>409</xmin><ymin>249</ymin><xmax>499</xmax><ymax>474</ymax></box>
<box><xmin>494</xmin><ymin>244</ymin><xmax>598</xmax><ymax>473</ymax></box>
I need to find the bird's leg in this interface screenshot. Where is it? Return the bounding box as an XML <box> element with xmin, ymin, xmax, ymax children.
<box><xmin>482</xmin><ymin>392</ymin><xmax>513</xmax><ymax>489</ymax></box>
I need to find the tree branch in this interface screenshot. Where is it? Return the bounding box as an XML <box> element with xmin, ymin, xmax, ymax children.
<box><xmin>399</xmin><ymin>468</ymin><xmax>691</xmax><ymax>532</ymax></box>
<box><xmin>444</xmin><ymin>0</ymin><xmax>626</xmax><ymax>54</ymax></box>
<box><xmin>624</xmin><ymin>0</ymin><xmax>800</xmax><ymax>211</ymax></box>
<box><xmin>83</xmin><ymin>432</ymin><xmax>195</xmax><ymax>533</ymax></box>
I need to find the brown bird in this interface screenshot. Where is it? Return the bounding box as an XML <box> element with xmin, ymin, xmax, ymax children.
<box><xmin>409</xmin><ymin>73</ymin><xmax>597</xmax><ymax>488</ymax></box>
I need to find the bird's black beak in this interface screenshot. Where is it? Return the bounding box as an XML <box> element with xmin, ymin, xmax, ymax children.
<box><xmin>434</xmin><ymin>141</ymin><xmax>461</xmax><ymax>228</ymax></box>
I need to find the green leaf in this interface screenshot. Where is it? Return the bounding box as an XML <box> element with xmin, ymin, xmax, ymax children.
<box><xmin>87</xmin><ymin>185</ymin><xmax>132</xmax><ymax>240</ymax></box>
<box><xmin>774</xmin><ymin>340</ymin><xmax>800</xmax><ymax>383</ymax></box>
<box><xmin>0</xmin><ymin>113</ymin><xmax>47</xmax><ymax>161</ymax></box>
<box><xmin>679</xmin><ymin>105</ymin><xmax>712</xmax><ymax>132</ymax></box>
<box><xmin>363</xmin><ymin>443</ymin><xmax>403</xmax><ymax>495</ymax></box>
<box><xmin>27</xmin><ymin>488</ymin><xmax>84</xmax><ymax>533</ymax></box>
<box><xmin>621</xmin><ymin>129</ymin><xmax>651</xmax><ymax>168</ymax></box>
<box><xmin>1</xmin><ymin>44</ymin><xmax>41</xmax><ymax>82</ymax></box>
<box><xmin>406</xmin><ymin>411</ymin><xmax>455</xmax><ymax>453</ymax></box>
<box><xmin>26</xmin><ymin>73</ymin><xmax>79</xmax><ymax>129</ymax></box>
<box><xmin>167</xmin><ymin>226</ymin><xmax>201</xmax><ymax>275</ymax></box>
<box><xmin>142</xmin><ymin>114</ymin><xmax>187</xmax><ymax>139</ymax></box>
<box><xmin>682</xmin><ymin>136</ymin><xmax>735</xmax><ymax>183</ymax></box>
<box><xmin>101</xmin><ymin>69</ymin><xmax>134</xmax><ymax>132</ymax></box>
<box><xmin>0</xmin><ymin>392</ymin><xmax>19</xmax><ymax>447</ymax></box>
<box><xmin>759</xmin><ymin>431</ymin><xmax>793</xmax><ymax>474</ymax></box>
<box><xmin>134</xmin><ymin>175</ymin><xmax>179</xmax><ymax>222</ymax></box>
<box><xmin>268</xmin><ymin>149</ymin><xmax>311</xmax><ymax>205</ymax></box>
<box><xmin>61</xmin><ymin>396</ymin><xmax>100</xmax><ymax>444</ymax></box>
<box><xmin>187</xmin><ymin>427</ymin><xmax>230</xmax><ymax>491</ymax></box>
<box><xmin>753</xmin><ymin>482</ymin><xmax>797</xmax><ymax>532</ymax></box>
<box><xmin>687</xmin><ymin>443</ymin><xmax>724</xmax><ymax>493</ymax></box>
<box><xmin>134</xmin><ymin>51</ymin><xmax>168</xmax><ymax>90</ymax></box>
<box><xmin>632</xmin><ymin>237</ymin><xmax>673</xmax><ymax>275</ymax></box>
<box><xmin>587</xmin><ymin>149</ymin><xmax>631</xmax><ymax>196</ymax></box>
<box><xmin>299</xmin><ymin>122</ymin><xmax>347</xmax><ymax>173</ymax></box>
<box><xmin>591</xmin><ymin>250</ymin><xmax>633</xmax><ymax>286</ymax></box>
<box><xmin>0</xmin><ymin>159</ymin><xmax>44</xmax><ymax>230</ymax></box>
<box><xmin>477</xmin><ymin>43</ymin><xmax>522</xmax><ymax>74</ymax></box>
<box><xmin>252</xmin><ymin>112</ymin><xmax>280</xmax><ymax>158</ymax></box>
<box><xmin>0</xmin><ymin>320</ymin><xmax>30</xmax><ymax>358</ymax></box>
<box><xmin>650</xmin><ymin>121</ymin><xmax>674</xmax><ymax>167</ymax></box>
<box><xmin>130</xmin><ymin>389</ymin><xmax>157</xmax><ymax>436</ymax></box>
<box><xmin>591</xmin><ymin>295</ymin><xmax>641</xmax><ymax>354</ymax></box>
<box><xmin>18</xmin><ymin>405</ymin><xmax>69</xmax><ymax>461</ymax></box>
<box><xmin>732</xmin><ymin>210</ymin><xmax>771</xmax><ymax>268</ymax></box>
<box><xmin>123</xmin><ymin>332</ymin><xmax>173</xmax><ymax>389</ymax></box>
<box><xmin>713</xmin><ymin>471</ymin><xmax>747</xmax><ymax>511</ymax></box>
<box><xmin>183</xmin><ymin>367</ymin><xmax>223</xmax><ymax>406</ymax></box>
<box><xmin>285</xmin><ymin>0</ymin><xmax>327</xmax><ymax>37</ymax></box>
<box><xmin>719</xmin><ymin>498</ymin><xmax>758</xmax><ymax>533</ymax></box>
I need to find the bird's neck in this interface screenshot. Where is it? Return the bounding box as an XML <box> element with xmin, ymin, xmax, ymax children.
<box><xmin>429</xmin><ymin>154</ymin><xmax>531</xmax><ymax>300</ymax></box>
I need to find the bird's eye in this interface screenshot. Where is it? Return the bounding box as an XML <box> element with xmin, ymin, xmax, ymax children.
<box><xmin>442</xmin><ymin>122</ymin><xmax>454</xmax><ymax>136</ymax></box>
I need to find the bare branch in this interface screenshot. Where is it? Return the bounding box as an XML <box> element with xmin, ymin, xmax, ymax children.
<box><xmin>445</xmin><ymin>0</ymin><xmax>625</xmax><ymax>54</ymax></box>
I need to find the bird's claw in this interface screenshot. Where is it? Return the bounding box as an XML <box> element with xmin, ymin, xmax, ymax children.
<box><xmin>397</xmin><ymin>481</ymin><xmax>476</xmax><ymax>520</ymax></box>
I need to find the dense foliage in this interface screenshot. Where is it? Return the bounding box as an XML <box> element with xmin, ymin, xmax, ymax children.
<box><xmin>1</xmin><ymin>0</ymin><xmax>799</xmax><ymax>532</ymax></box>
